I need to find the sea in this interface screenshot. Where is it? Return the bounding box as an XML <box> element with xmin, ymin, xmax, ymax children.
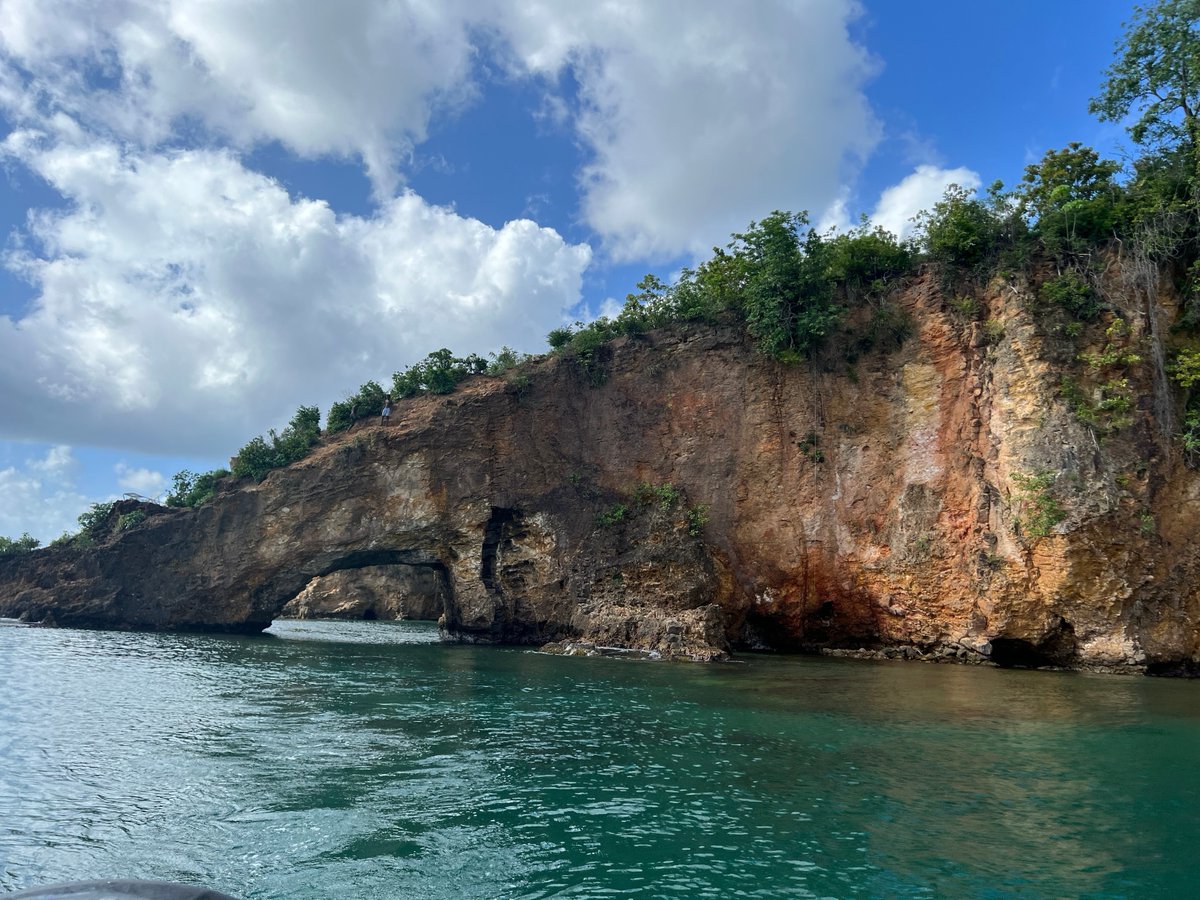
<box><xmin>1</xmin><ymin>618</ymin><xmax>1198</xmax><ymax>898</ymax></box>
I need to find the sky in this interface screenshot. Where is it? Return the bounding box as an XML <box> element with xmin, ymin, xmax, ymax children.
<box><xmin>0</xmin><ymin>0</ymin><xmax>1137</xmax><ymax>542</ymax></box>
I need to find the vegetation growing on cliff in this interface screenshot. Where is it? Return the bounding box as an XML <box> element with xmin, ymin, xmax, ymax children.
<box><xmin>0</xmin><ymin>533</ymin><xmax>39</xmax><ymax>555</ymax></box>
<box><xmin>232</xmin><ymin>405</ymin><xmax>322</xmax><ymax>482</ymax></box>
<box><xmin>166</xmin><ymin>468</ymin><xmax>230</xmax><ymax>508</ymax></box>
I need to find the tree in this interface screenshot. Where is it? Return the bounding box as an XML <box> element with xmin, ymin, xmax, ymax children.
<box><xmin>166</xmin><ymin>468</ymin><xmax>230</xmax><ymax>507</ymax></box>
<box><xmin>0</xmin><ymin>533</ymin><xmax>40</xmax><ymax>555</ymax></box>
<box><xmin>732</xmin><ymin>211</ymin><xmax>842</xmax><ymax>358</ymax></box>
<box><xmin>1018</xmin><ymin>143</ymin><xmax>1122</xmax><ymax>255</ymax></box>
<box><xmin>915</xmin><ymin>185</ymin><xmax>1002</xmax><ymax>269</ymax></box>
<box><xmin>1090</xmin><ymin>0</ymin><xmax>1200</xmax><ymax>173</ymax></box>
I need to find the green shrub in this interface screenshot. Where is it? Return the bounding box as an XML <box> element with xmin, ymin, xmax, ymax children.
<box><xmin>1170</xmin><ymin>348</ymin><xmax>1200</xmax><ymax>389</ymax></box>
<box><xmin>1040</xmin><ymin>270</ymin><xmax>1101</xmax><ymax>320</ymax></box>
<box><xmin>392</xmin><ymin>349</ymin><xmax>487</xmax><ymax>398</ymax></box>
<box><xmin>916</xmin><ymin>184</ymin><xmax>1003</xmax><ymax>270</ymax></box>
<box><xmin>327</xmin><ymin>380</ymin><xmax>386</xmax><ymax>432</ymax></box>
<box><xmin>686</xmin><ymin>505</ymin><xmax>710</xmax><ymax>536</ymax></box>
<box><xmin>596</xmin><ymin>503</ymin><xmax>628</xmax><ymax>527</ymax></box>
<box><xmin>488</xmin><ymin>346</ymin><xmax>528</xmax><ymax>375</ymax></box>
<box><xmin>232</xmin><ymin>405</ymin><xmax>322</xmax><ymax>482</ymax></box>
<box><xmin>0</xmin><ymin>533</ymin><xmax>40</xmax><ymax>555</ymax></box>
<box><xmin>166</xmin><ymin>468</ymin><xmax>230</xmax><ymax>508</ymax></box>
<box><xmin>1011</xmin><ymin>472</ymin><xmax>1067</xmax><ymax>539</ymax></box>
<box><xmin>825</xmin><ymin>225</ymin><xmax>915</xmax><ymax>295</ymax></box>
<box><xmin>118</xmin><ymin>510</ymin><xmax>147</xmax><ymax>531</ymax></box>
<box><xmin>798</xmin><ymin>432</ymin><xmax>824</xmax><ymax>463</ymax></box>
<box><xmin>1182</xmin><ymin>404</ymin><xmax>1200</xmax><ymax>464</ymax></box>
<box><xmin>546</xmin><ymin>327</ymin><xmax>574</xmax><ymax>350</ymax></box>
<box><xmin>77</xmin><ymin>502</ymin><xmax>116</xmax><ymax>539</ymax></box>
<box><xmin>633</xmin><ymin>483</ymin><xmax>681</xmax><ymax>509</ymax></box>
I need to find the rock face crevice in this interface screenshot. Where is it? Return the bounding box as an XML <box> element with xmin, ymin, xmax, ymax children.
<box><xmin>2</xmin><ymin>266</ymin><xmax>1200</xmax><ymax>670</ymax></box>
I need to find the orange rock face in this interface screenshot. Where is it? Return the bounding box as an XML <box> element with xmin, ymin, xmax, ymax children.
<box><xmin>1</xmin><ymin>266</ymin><xmax>1198</xmax><ymax>672</ymax></box>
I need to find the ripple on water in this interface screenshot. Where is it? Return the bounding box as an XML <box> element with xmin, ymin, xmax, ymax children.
<box><xmin>2</xmin><ymin>622</ymin><xmax>1200</xmax><ymax>898</ymax></box>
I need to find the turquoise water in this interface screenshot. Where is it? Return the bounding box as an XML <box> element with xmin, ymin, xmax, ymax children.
<box><xmin>1</xmin><ymin>620</ymin><xmax>1198</xmax><ymax>898</ymax></box>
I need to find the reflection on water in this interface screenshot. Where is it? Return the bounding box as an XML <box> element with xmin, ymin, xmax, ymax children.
<box><xmin>1</xmin><ymin>619</ymin><xmax>1198</xmax><ymax>898</ymax></box>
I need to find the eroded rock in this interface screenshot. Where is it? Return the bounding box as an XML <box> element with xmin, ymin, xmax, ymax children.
<box><xmin>2</xmin><ymin>266</ymin><xmax>1199</xmax><ymax>672</ymax></box>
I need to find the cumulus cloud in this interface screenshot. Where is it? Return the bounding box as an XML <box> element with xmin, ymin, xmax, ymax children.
<box><xmin>870</xmin><ymin>164</ymin><xmax>981</xmax><ymax>240</ymax></box>
<box><xmin>114</xmin><ymin>462</ymin><xmax>165</xmax><ymax>497</ymax></box>
<box><xmin>0</xmin><ymin>446</ymin><xmax>91</xmax><ymax>542</ymax></box>
<box><xmin>1</xmin><ymin>0</ymin><xmax>879</xmax><ymax>257</ymax></box>
<box><xmin>495</xmin><ymin>0</ymin><xmax>879</xmax><ymax>261</ymax></box>
<box><xmin>0</xmin><ymin>136</ymin><xmax>590</xmax><ymax>455</ymax></box>
<box><xmin>0</xmin><ymin>0</ymin><xmax>478</xmax><ymax>196</ymax></box>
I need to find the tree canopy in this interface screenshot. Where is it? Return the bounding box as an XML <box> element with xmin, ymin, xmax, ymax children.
<box><xmin>1090</xmin><ymin>0</ymin><xmax>1200</xmax><ymax>169</ymax></box>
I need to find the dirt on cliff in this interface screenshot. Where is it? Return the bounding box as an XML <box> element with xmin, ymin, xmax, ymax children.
<box><xmin>2</xmin><ymin>263</ymin><xmax>1198</xmax><ymax>673</ymax></box>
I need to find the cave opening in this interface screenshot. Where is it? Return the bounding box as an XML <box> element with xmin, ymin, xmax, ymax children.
<box><xmin>271</xmin><ymin>549</ymin><xmax>453</xmax><ymax>627</ymax></box>
<box><xmin>990</xmin><ymin>619</ymin><xmax>1078</xmax><ymax>668</ymax></box>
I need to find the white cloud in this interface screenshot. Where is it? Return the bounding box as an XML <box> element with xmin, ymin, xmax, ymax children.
<box><xmin>114</xmin><ymin>462</ymin><xmax>165</xmax><ymax>497</ymax></box>
<box><xmin>494</xmin><ymin>0</ymin><xmax>880</xmax><ymax>261</ymax></box>
<box><xmin>29</xmin><ymin>444</ymin><xmax>75</xmax><ymax>474</ymax></box>
<box><xmin>0</xmin><ymin>446</ymin><xmax>91</xmax><ymax>542</ymax></box>
<box><xmin>0</xmin><ymin>0</ymin><xmax>478</xmax><ymax>197</ymax></box>
<box><xmin>1</xmin><ymin>0</ymin><xmax>880</xmax><ymax>258</ymax></box>
<box><xmin>869</xmin><ymin>164</ymin><xmax>981</xmax><ymax>240</ymax></box>
<box><xmin>0</xmin><ymin>136</ymin><xmax>591</xmax><ymax>455</ymax></box>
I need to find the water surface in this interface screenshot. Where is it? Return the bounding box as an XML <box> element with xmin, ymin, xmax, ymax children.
<box><xmin>1</xmin><ymin>619</ymin><xmax>1198</xmax><ymax>898</ymax></box>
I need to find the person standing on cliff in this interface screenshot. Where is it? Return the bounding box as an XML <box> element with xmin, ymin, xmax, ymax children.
<box><xmin>381</xmin><ymin>396</ymin><xmax>392</xmax><ymax>426</ymax></box>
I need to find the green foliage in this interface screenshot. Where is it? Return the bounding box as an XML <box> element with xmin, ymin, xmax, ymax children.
<box><xmin>982</xmin><ymin>319</ymin><xmax>1006</xmax><ymax>345</ymax></box>
<box><xmin>0</xmin><ymin>532</ymin><xmax>40</xmax><ymax>555</ymax></box>
<box><xmin>596</xmin><ymin>503</ymin><xmax>629</xmax><ymax>527</ymax></box>
<box><xmin>547</xmin><ymin>321</ymin><xmax>615</xmax><ymax>387</ymax></box>
<box><xmin>1182</xmin><ymin>403</ymin><xmax>1200</xmax><ymax>463</ymax></box>
<box><xmin>118</xmin><ymin>510</ymin><xmax>147</xmax><ymax>531</ymax></box>
<box><xmin>539</xmin><ymin>212</ymin><xmax>914</xmax><ymax>365</ymax></box>
<box><xmin>77</xmin><ymin>502</ymin><xmax>116</xmax><ymax>540</ymax></box>
<box><xmin>858</xmin><ymin>301</ymin><xmax>914</xmax><ymax>354</ymax></box>
<box><xmin>948</xmin><ymin>295</ymin><xmax>981</xmax><ymax>319</ymax></box>
<box><xmin>1018</xmin><ymin>144</ymin><xmax>1122</xmax><ymax>256</ymax></box>
<box><xmin>487</xmin><ymin>346</ymin><xmax>528</xmax><ymax>375</ymax></box>
<box><xmin>1170</xmin><ymin>347</ymin><xmax>1200</xmax><ymax>388</ymax></box>
<box><xmin>232</xmin><ymin>405</ymin><xmax>322</xmax><ymax>482</ymax></box>
<box><xmin>546</xmin><ymin>327</ymin><xmax>574</xmax><ymax>350</ymax></box>
<box><xmin>1061</xmin><ymin>374</ymin><xmax>1137</xmax><ymax>431</ymax></box>
<box><xmin>1090</xmin><ymin>0</ymin><xmax>1200</xmax><ymax>166</ymax></box>
<box><xmin>1096</xmin><ymin>378</ymin><xmax>1137</xmax><ymax>428</ymax></box>
<box><xmin>1140</xmin><ymin>510</ymin><xmax>1157</xmax><ymax>537</ymax></box>
<box><xmin>166</xmin><ymin>468</ymin><xmax>230</xmax><ymax>508</ymax></box>
<box><xmin>798</xmin><ymin>431</ymin><xmax>824</xmax><ymax>463</ymax></box>
<box><xmin>1060</xmin><ymin>376</ymin><xmax>1099</xmax><ymax>426</ymax></box>
<box><xmin>824</xmin><ymin>224</ymin><xmax>915</xmax><ymax>296</ymax></box>
<box><xmin>734</xmin><ymin>211</ymin><xmax>843</xmax><ymax>358</ymax></box>
<box><xmin>393</xmin><ymin>349</ymin><xmax>487</xmax><ymax>397</ymax></box>
<box><xmin>1011</xmin><ymin>472</ymin><xmax>1067</xmax><ymax>539</ymax></box>
<box><xmin>1078</xmin><ymin>318</ymin><xmax>1143</xmax><ymax>369</ymax></box>
<box><xmin>915</xmin><ymin>184</ymin><xmax>1002</xmax><ymax>270</ymax></box>
<box><xmin>633</xmin><ymin>482</ymin><xmax>681</xmax><ymax>509</ymax></box>
<box><xmin>685</xmin><ymin>505</ymin><xmax>709</xmax><ymax>537</ymax></box>
<box><xmin>1039</xmin><ymin>270</ymin><xmax>1101</xmax><ymax>321</ymax></box>
<box><xmin>327</xmin><ymin>380</ymin><xmax>386</xmax><ymax>433</ymax></box>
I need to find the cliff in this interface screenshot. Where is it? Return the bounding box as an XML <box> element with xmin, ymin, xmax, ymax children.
<box><xmin>2</xmin><ymin>262</ymin><xmax>1199</xmax><ymax>673</ymax></box>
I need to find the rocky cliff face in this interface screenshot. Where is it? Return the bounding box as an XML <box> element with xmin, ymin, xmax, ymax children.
<box><xmin>2</xmin><ymin>264</ymin><xmax>1198</xmax><ymax>672</ymax></box>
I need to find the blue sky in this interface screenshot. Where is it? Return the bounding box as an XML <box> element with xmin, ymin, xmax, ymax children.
<box><xmin>0</xmin><ymin>0</ymin><xmax>1137</xmax><ymax>540</ymax></box>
